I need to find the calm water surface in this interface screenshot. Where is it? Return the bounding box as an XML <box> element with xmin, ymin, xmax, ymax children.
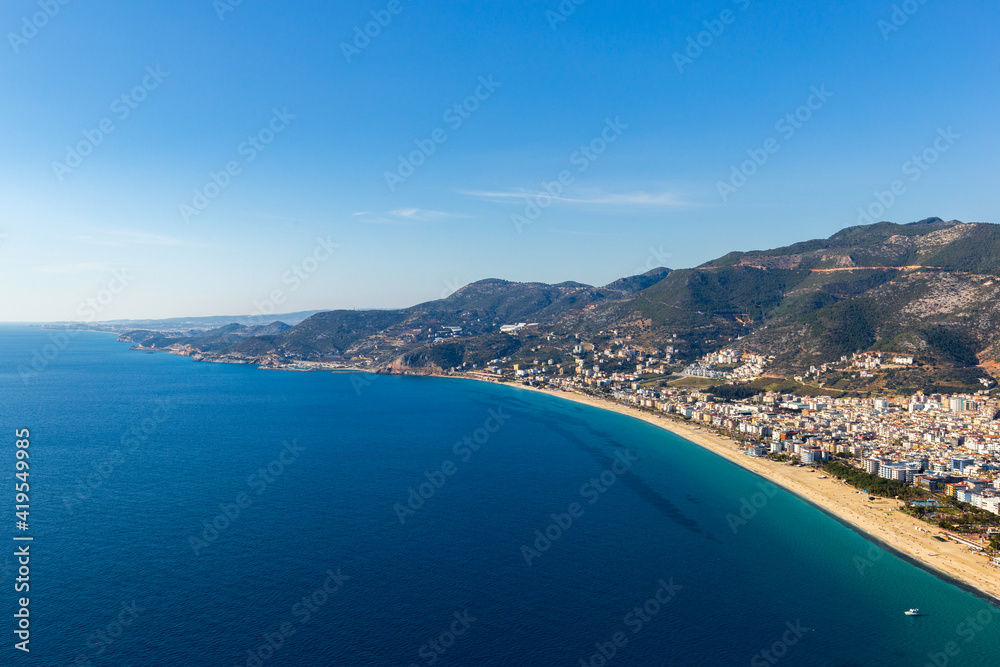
<box><xmin>1</xmin><ymin>326</ymin><xmax>997</xmax><ymax>666</ymax></box>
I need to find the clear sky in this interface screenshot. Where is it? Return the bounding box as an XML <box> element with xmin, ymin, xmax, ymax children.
<box><xmin>1</xmin><ymin>0</ymin><xmax>997</xmax><ymax>321</ymax></box>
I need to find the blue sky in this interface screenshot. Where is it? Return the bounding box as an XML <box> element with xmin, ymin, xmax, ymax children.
<box><xmin>1</xmin><ymin>0</ymin><xmax>997</xmax><ymax>321</ymax></box>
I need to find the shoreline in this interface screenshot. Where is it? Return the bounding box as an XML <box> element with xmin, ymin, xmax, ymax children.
<box><xmin>448</xmin><ymin>375</ymin><xmax>1000</xmax><ymax>605</ymax></box>
<box><xmin>85</xmin><ymin>341</ymin><xmax>1000</xmax><ymax>605</ymax></box>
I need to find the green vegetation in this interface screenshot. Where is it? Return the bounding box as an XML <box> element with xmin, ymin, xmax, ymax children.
<box><xmin>806</xmin><ymin>298</ymin><xmax>879</xmax><ymax>359</ymax></box>
<box><xmin>823</xmin><ymin>461</ymin><xmax>927</xmax><ymax>500</ymax></box>
<box><xmin>633</xmin><ymin>266</ymin><xmax>811</xmax><ymax>327</ymax></box>
<box><xmin>817</xmin><ymin>270</ymin><xmax>899</xmax><ymax>297</ymax></box>
<box><xmin>923</xmin><ymin>223</ymin><xmax>1000</xmax><ymax>274</ymax></box>
<box><xmin>403</xmin><ymin>342</ymin><xmax>465</xmax><ymax>370</ymax></box>
<box><xmin>931</xmin><ymin>497</ymin><xmax>1000</xmax><ymax>533</ymax></box>
<box><xmin>704</xmin><ymin>219</ymin><xmax>956</xmax><ymax>269</ymax></box>
<box><xmin>744</xmin><ymin>377</ymin><xmax>844</xmax><ymax>398</ymax></box>
<box><xmin>707</xmin><ymin>384</ymin><xmax>763</xmax><ymax>401</ymax></box>
<box><xmin>401</xmin><ymin>333</ymin><xmax>524</xmax><ymax>370</ymax></box>
<box><xmin>118</xmin><ymin>219</ymin><xmax>1000</xmax><ymax>389</ymax></box>
<box><xmin>282</xmin><ymin>310</ymin><xmax>407</xmax><ymax>355</ymax></box>
<box><xmin>668</xmin><ymin>376</ymin><xmax>718</xmax><ymax>389</ymax></box>
<box><xmin>922</xmin><ymin>326</ymin><xmax>980</xmax><ymax>367</ymax></box>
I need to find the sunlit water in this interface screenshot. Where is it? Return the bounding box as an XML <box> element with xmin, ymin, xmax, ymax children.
<box><xmin>1</xmin><ymin>326</ymin><xmax>997</xmax><ymax>666</ymax></box>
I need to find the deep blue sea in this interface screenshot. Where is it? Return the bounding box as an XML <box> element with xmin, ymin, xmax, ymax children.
<box><xmin>1</xmin><ymin>325</ymin><xmax>999</xmax><ymax>666</ymax></box>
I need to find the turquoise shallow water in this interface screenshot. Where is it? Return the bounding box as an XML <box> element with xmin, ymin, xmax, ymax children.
<box><xmin>1</xmin><ymin>325</ymin><xmax>998</xmax><ymax>666</ymax></box>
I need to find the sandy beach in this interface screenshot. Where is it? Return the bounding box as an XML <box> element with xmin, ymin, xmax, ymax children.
<box><xmin>484</xmin><ymin>380</ymin><xmax>1000</xmax><ymax>604</ymax></box>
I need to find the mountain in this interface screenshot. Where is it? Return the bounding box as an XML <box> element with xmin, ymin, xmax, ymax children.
<box><xmin>55</xmin><ymin>311</ymin><xmax>321</xmax><ymax>333</ymax></box>
<box><xmin>603</xmin><ymin>267</ymin><xmax>673</xmax><ymax>293</ymax></box>
<box><xmin>696</xmin><ymin>220</ymin><xmax>1000</xmax><ymax>357</ymax></box>
<box><xmin>614</xmin><ymin>218</ymin><xmax>1000</xmax><ymax>393</ymax></box>
<box><xmin>702</xmin><ymin>218</ymin><xmax>1000</xmax><ymax>274</ymax></box>
<box><xmin>407</xmin><ymin>279</ymin><xmax>622</xmax><ymax>328</ymax></box>
<box><xmin>119</xmin><ymin>219</ymin><xmax>1000</xmax><ymax>394</ymax></box>
<box><xmin>120</xmin><ymin>321</ymin><xmax>293</xmax><ymax>350</ymax></box>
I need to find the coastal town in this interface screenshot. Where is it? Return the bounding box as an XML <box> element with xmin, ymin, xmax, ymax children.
<box><xmin>111</xmin><ymin>315</ymin><xmax>1000</xmax><ymax>593</ymax></box>
<box><xmin>466</xmin><ymin>340</ymin><xmax>1000</xmax><ymax>575</ymax></box>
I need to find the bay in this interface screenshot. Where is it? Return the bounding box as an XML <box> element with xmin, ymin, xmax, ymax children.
<box><xmin>1</xmin><ymin>326</ymin><xmax>997</xmax><ymax>666</ymax></box>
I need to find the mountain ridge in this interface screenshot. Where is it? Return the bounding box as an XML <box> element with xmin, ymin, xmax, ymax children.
<box><xmin>116</xmin><ymin>219</ymin><xmax>1000</xmax><ymax>394</ymax></box>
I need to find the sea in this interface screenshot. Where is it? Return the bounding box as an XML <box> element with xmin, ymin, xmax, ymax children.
<box><xmin>1</xmin><ymin>325</ymin><xmax>998</xmax><ymax>666</ymax></box>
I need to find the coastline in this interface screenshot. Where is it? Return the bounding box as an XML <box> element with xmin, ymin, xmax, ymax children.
<box><xmin>87</xmin><ymin>338</ymin><xmax>1000</xmax><ymax>605</ymax></box>
<box><xmin>453</xmin><ymin>376</ymin><xmax>1000</xmax><ymax>605</ymax></box>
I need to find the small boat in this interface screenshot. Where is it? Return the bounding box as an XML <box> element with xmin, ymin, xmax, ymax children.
<box><xmin>904</xmin><ymin>608</ymin><xmax>920</xmax><ymax>616</ymax></box>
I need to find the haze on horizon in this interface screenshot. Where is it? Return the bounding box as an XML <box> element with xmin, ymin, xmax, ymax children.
<box><xmin>1</xmin><ymin>0</ymin><xmax>996</xmax><ymax>322</ymax></box>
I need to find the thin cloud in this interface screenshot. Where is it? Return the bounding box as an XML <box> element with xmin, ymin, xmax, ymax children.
<box><xmin>460</xmin><ymin>189</ymin><xmax>687</xmax><ymax>207</ymax></box>
<box><xmin>355</xmin><ymin>209</ymin><xmax>469</xmax><ymax>224</ymax></box>
<box><xmin>387</xmin><ymin>208</ymin><xmax>464</xmax><ymax>221</ymax></box>
<box><xmin>569</xmin><ymin>192</ymin><xmax>685</xmax><ymax>206</ymax></box>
